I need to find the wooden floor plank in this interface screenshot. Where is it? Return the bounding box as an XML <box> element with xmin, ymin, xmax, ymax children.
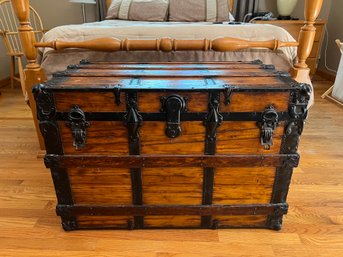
<box><xmin>0</xmin><ymin>77</ymin><xmax>342</xmax><ymax>256</ymax></box>
<box><xmin>95</xmin><ymin>239</ymin><xmax>275</xmax><ymax>256</ymax></box>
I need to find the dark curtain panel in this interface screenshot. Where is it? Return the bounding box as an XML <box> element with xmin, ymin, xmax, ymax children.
<box><xmin>96</xmin><ymin>0</ymin><xmax>107</xmax><ymax>21</ymax></box>
<box><xmin>234</xmin><ymin>0</ymin><xmax>258</xmax><ymax>21</ymax></box>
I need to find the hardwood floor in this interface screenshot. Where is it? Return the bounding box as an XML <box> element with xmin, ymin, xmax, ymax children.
<box><xmin>0</xmin><ymin>77</ymin><xmax>342</xmax><ymax>257</ymax></box>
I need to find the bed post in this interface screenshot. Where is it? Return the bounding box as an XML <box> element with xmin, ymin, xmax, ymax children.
<box><xmin>11</xmin><ymin>0</ymin><xmax>46</xmax><ymax>150</ymax></box>
<box><xmin>228</xmin><ymin>0</ymin><xmax>234</xmax><ymax>13</ymax></box>
<box><xmin>291</xmin><ymin>0</ymin><xmax>323</xmax><ymax>83</ymax></box>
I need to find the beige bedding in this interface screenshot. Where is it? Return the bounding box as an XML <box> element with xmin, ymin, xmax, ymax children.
<box><xmin>38</xmin><ymin>20</ymin><xmax>298</xmax><ymax>77</ymax></box>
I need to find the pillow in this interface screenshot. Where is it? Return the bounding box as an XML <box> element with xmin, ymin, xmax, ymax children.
<box><xmin>106</xmin><ymin>0</ymin><xmax>169</xmax><ymax>21</ymax></box>
<box><xmin>169</xmin><ymin>0</ymin><xmax>231</xmax><ymax>22</ymax></box>
<box><xmin>106</xmin><ymin>0</ymin><xmax>121</xmax><ymax>19</ymax></box>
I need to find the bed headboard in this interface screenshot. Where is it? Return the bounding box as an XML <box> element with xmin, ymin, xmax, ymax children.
<box><xmin>105</xmin><ymin>0</ymin><xmax>234</xmax><ymax>13</ymax></box>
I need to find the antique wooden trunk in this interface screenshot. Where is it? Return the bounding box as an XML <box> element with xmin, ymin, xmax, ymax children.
<box><xmin>34</xmin><ymin>60</ymin><xmax>311</xmax><ymax>231</ymax></box>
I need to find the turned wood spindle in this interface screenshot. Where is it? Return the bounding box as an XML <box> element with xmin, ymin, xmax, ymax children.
<box><xmin>294</xmin><ymin>0</ymin><xmax>324</xmax><ymax>70</ymax></box>
<box><xmin>34</xmin><ymin>37</ymin><xmax>299</xmax><ymax>52</ymax></box>
<box><xmin>11</xmin><ymin>0</ymin><xmax>47</xmax><ymax>150</ymax></box>
<box><xmin>11</xmin><ymin>0</ymin><xmax>40</xmax><ymax>70</ymax></box>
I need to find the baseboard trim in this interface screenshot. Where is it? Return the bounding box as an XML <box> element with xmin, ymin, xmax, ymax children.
<box><xmin>0</xmin><ymin>77</ymin><xmax>10</xmax><ymax>88</ymax></box>
<box><xmin>316</xmin><ymin>69</ymin><xmax>336</xmax><ymax>82</ymax></box>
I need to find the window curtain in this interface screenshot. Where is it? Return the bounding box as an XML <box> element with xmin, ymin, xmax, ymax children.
<box><xmin>96</xmin><ymin>0</ymin><xmax>107</xmax><ymax>21</ymax></box>
<box><xmin>234</xmin><ymin>0</ymin><xmax>258</xmax><ymax>21</ymax></box>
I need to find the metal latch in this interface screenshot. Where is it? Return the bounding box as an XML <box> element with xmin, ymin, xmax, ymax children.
<box><xmin>65</xmin><ymin>105</ymin><xmax>90</xmax><ymax>150</ymax></box>
<box><xmin>258</xmin><ymin>105</ymin><xmax>279</xmax><ymax>150</ymax></box>
<box><xmin>161</xmin><ymin>94</ymin><xmax>187</xmax><ymax>138</ymax></box>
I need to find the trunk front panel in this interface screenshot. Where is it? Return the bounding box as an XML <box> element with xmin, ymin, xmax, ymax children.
<box><xmin>35</xmin><ymin>61</ymin><xmax>309</xmax><ymax>230</ymax></box>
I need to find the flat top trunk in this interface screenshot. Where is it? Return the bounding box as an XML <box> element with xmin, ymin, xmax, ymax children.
<box><xmin>43</xmin><ymin>61</ymin><xmax>294</xmax><ymax>92</ymax></box>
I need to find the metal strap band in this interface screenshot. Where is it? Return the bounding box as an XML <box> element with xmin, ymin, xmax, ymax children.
<box><xmin>267</xmin><ymin>83</ymin><xmax>311</xmax><ymax>230</ymax></box>
<box><xmin>34</xmin><ymin>84</ymin><xmax>78</xmax><ymax>231</ymax></box>
<box><xmin>56</xmin><ymin>111</ymin><xmax>290</xmax><ymax>122</ymax></box>
<box><xmin>125</xmin><ymin>92</ymin><xmax>144</xmax><ymax>228</ymax></box>
<box><xmin>202</xmin><ymin>92</ymin><xmax>222</xmax><ymax>228</ymax></box>
<box><xmin>56</xmin><ymin>203</ymin><xmax>289</xmax><ymax>217</ymax></box>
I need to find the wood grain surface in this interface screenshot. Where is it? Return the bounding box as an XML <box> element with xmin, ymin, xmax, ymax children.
<box><xmin>53</xmin><ymin>76</ymin><xmax>284</xmax><ymax>87</ymax></box>
<box><xmin>0</xmin><ymin>76</ymin><xmax>342</xmax><ymax>256</ymax></box>
<box><xmin>142</xmin><ymin>167</ymin><xmax>203</xmax><ymax>205</ymax></box>
<box><xmin>141</xmin><ymin>122</ymin><xmax>205</xmax><ymax>155</ymax></box>
<box><xmin>77</xmin><ymin>216</ymin><xmax>132</xmax><ymax>229</ymax></box>
<box><xmin>222</xmin><ymin>92</ymin><xmax>290</xmax><ymax>112</ymax></box>
<box><xmin>144</xmin><ymin>216</ymin><xmax>201</xmax><ymax>228</ymax></box>
<box><xmin>58</xmin><ymin>120</ymin><xmax>282</xmax><ymax>155</ymax></box>
<box><xmin>53</xmin><ymin>91</ymin><xmax>289</xmax><ymax>114</ymax></box>
<box><xmin>54</xmin><ymin>92</ymin><xmax>126</xmax><ymax>113</ymax></box>
<box><xmin>212</xmin><ymin>215</ymin><xmax>268</xmax><ymax>227</ymax></box>
<box><xmin>138</xmin><ymin>92</ymin><xmax>208</xmax><ymax>112</ymax></box>
<box><xmin>216</xmin><ymin>122</ymin><xmax>285</xmax><ymax>154</ymax></box>
<box><xmin>213</xmin><ymin>167</ymin><xmax>275</xmax><ymax>204</ymax></box>
<box><xmin>59</xmin><ymin>121</ymin><xmax>129</xmax><ymax>155</ymax></box>
<box><xmin>68</xmin><ymin>167</ymin><xmax>132</xmax><ymax>205</ymax></box>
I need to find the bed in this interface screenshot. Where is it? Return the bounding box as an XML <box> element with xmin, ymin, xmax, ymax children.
<box><xmin>10</xmin><ymin>0</ymin><xmax>324</xmax><ymax>150</ymax></box>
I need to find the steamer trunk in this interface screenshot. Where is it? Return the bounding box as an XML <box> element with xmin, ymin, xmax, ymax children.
<box><xmin>34</xmin><ymin>61</ymin><xmax>311</xmax><ymax>230</ymax></box>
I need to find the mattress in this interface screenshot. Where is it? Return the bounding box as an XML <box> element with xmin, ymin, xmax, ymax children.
<box><xmin>38</xmin><ymin>20</ymin><xmax>298</xmax><ymax>77</ymax></box>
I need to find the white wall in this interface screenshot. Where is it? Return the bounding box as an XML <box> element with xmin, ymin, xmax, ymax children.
<box><xmin>30</xmin><ymin>0</ymin><xmax>96</xmax><ymax>28</ymax></box>
<box><xmin>318</xmin><ymin>0</ymin><xmax>343</xmax><ymax>73</ymax></box>
<box><xmin>258</xmin><ymin>0</ymin><xmax>331</xmax><ymax>20</ymax></box>
<box><xmin>0</xmin><ymin>42</ymin><xmax>10</xmax><ymax>80</ymax></box>
<box><xmin>292</xmin><ymin>0</ymin><xmax>331</xmax><ymax>20</ymax></box>
<box><xmin>257</xmin><ymin>0</ymin><xmax>277</xmax><ymax>15</ymax></box>
<box><xmin>0</xmin><ymin>0</ymin><xmax>96</xmax><ymax>80</ymax></box>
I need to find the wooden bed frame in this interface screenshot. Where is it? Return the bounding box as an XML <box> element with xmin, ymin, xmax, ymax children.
<box><xmin>10</xmin><ymin>0</ymin><xmax>323</xmax><ymax>150</ymax></box>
